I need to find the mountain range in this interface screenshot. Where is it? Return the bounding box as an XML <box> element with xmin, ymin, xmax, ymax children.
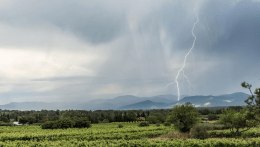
<box><xmin>0</xmin><ymin>92</ymin><xmax>250</xmax><ymax>111</ymax></box>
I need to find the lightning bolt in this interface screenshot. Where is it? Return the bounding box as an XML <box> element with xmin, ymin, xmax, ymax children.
<box><xmin>168</xmin><ymin>5</ymin><xmax>199</xmax><ymax>101</ymax></box>
<box><xmin>201</xmin><ymin>13</ymin><xmax>217</xmax><ymax>44</ymax></box>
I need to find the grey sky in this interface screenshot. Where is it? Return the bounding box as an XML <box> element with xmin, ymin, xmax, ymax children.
<box><xmin>0</xmin><ymin>0</ymin><xmax>259</xmax><ymax>104</ymax></box>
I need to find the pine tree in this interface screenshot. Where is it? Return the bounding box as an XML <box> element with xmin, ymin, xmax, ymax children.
<box><xmin>141</xmin><ymin>111</ymin><xmax>145</xmax><ymax>117</ymax></box>
<box><xmin>137</xmin><ymin>112</ymin><xmax>140</xmax><ymax>117</ymax></box>
<box><xmin>7</xmin><ymin>114</ymin><xmax>9</xmax><ymax>120</ymax></box>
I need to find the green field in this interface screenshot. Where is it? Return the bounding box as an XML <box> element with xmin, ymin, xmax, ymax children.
<box><xmin>0</xmin><ymin>122</ymin><xmax>260</xmax><ymax>146</ymax></box>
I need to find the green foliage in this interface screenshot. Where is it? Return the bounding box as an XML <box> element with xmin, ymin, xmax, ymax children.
<box><xmin>61</xmin><ymin>110</ymin><xmax>80</xmax><ymax>120</ymax></box>
<box><xmin>147</xmin><ymin>116</ymin><xmax>159</xmax><ymax>124</ymax></box>
<box><xmin>241</xmin><ymin>81</ymin><xmax>260</xmax><ymax>109</ymax></box>
<box><xmin>42</xmin><ymin>118</ymin><xmax>74</xmax><ymax>129</ymax></box>
<box><xmin>218</xmin><ymin>108</ymin><xmax>260</xmax><ymax>136</ymax></box>
<box><xmin>2</xmin><ymin>123</ymin><xmax>260</xmax><ymax>146</ymax></box>
<box><xmin>208</xmin><ymin>113</ymin><xmax>218</xmax><ymax>121</ymax></box>
<box><xmin>56</xmin><ymin>118</ymin><xmax>75</xmax><ymax>129</ymax></box>
<box><xmin>27</xmin><ymin>117</ymin><xmax>36</xmax><ymax>125</ymax></box>
<box><xmin>195</xmin><ymin>122</ymin><xmax>226</xmax><ymax>131</ymax></box>
<box><xmin>198</xmin><ymin>108</ymin><xmax>211</xmax><ymax>115</ymax></box>
<box><xmin>41</xmin><ymin>121</ymin><xmax>56</xmax><ymax>129</ymax></box>
<box><xmin>19</xmin><ymin>116</ymin><xmax>28</xmax><ymax>125</ymax></box>
<box><xmin>156</xmin><ymin>123</ymin><xmax>160</xmax><ymax>127</ymax></box>
<box><xmin>191</xmin><ymin>125</ymin><xmax>209</xmax><ymax>140</ymax></box>
<box><xmin>166</xmin><ymin>103</ymin><xmax>200</xmax><ymax>133</ymax></box>
<box><xmin>42</xmin><ymin>117</ymin><xmax>91</xmax><ymax>129</ymax></box>
<box><xmin>74</xmin><ymin>117</ymin><xmax>91</xmax><ymax>128</ymax></box>
<box><xmin>138</xmin><ymin>122</ymin><xmax>149</xmax><ymax>127</ymax></box>
<box><xmin>127</xmin><ymin>110</ymin><xmax>137</xmax><ymax>121</ymax></box>
<box><xmin>102</xmin><ymin>119</ymin><xmax>109</xmax><ymax>123</ymax></box>
<box><xmin>0</xmin><ymin>116</ymin><xmax>9</xmax><ymax>123</ymax></box>
<box><xmin>163</xmin><ymin>122</ymin><xmax>171</xmax><ymax>126</ymax></box>
<box><xmin>118</xmin><ymin>124</ymin><xmax>123</xmax><ymax>128</ymax></box>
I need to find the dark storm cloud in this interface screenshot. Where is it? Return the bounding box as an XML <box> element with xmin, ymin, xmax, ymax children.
<box><xmin>0</xmin><ymin>0</ymin><xmax>128</xmax><ymax>45</ymax></box>
<box><xmin>0</xmin><ymin>0</ymin><xmax>259</xmax><ymax>104</ymax></box>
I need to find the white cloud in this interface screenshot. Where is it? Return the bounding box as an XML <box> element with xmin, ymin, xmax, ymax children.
<box><xmin>222</xmin><ymin>99</ymin><xmax>235</xmax><ymax>103</ymax></box>
<box><xmin>0</xmin><ymin>48</ymin><xmax>102</xmax><ymax>79</ymax></box>
<box><xmin>204</xmin><ymin>102</ymin><xmax>210</xmax><ymax>106</ymax></box>
<box><xmin>194</xmin><ymin>104</ymin><xmax>201</xmax><ymax>107</ymax></box>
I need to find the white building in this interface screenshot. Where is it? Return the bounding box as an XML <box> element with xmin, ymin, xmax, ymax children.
<box><xmin>12</xmin><ymin>122</ymin><xmax>22</xmax><ymax>125</ymax></box>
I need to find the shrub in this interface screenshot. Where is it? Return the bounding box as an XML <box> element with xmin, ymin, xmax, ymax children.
<box><xmin>74</xmin><ymin>118</ymin><xmax>91</xmax><ymax>128</ymax></box>
<box><xmin>51</xmin><ymin>123</ymin><xmax>59</xmax><ymax>129</ymax></box>
<box><xmin>56</xmin><ymin>118</ymin><xmax>74</xmax><ymax>129</ymax></box>
<box><xmin>147</xmin><ymin>116</ymin><xmax>159</xmax><ymax>124</ymax></box>
<box><xmin>28</xmin><ymin>117</ymin><xmax>36</xmax><ymax>125</ymax></box>
<box><xmin>19</xmin><ymin>116</ymin><xmax>28</xmax><ymax>125</ymax></box>
<box><xmin>138</xmin><ymin>122</ymin><xmax>149</xmax><ymax>127</ymax></box>
<box><xmin>41</xmin><ymin>121</ymin><xmax>55</xmax><ymax>129</ymax></box>
<box><xmin>163</xmin><ymin>122</ymin><xmax>171</xmax><ymax>126</ymax></box>
<box><xmin>118</xmin><ymin>124</ymin><xmax>123</xmax><ymax>128</ymax></box>
<box><xmin>156</xmin><ymin>123</ymin><xmax>160</xmax><ymax>127</ymax></box>
<box><xmin>0</xmin><ymin>116</ymin><xmax>9</xmax><ymax>123</ymax></box>
<box><xmin>219</xmin><ymin>108</ymin><xmax>260</xmax><ymax>136</ymax></box>
<box><xmin>208</xmin><ymin>113</ymin><xmax>218</xmax><ymax>121</ymax></box>
<box><xmin>103</xmin><ymin>119</ymin><xmax>109</xmax><ymax>123</ymax></box>
<box><xmin>166</xmin><ymin>103</ymin><xmax>200</xmax><ymax>133</ymax></box>
<box><xmin>191</xmin><ymin>125</ymin><xmax>209</xmax><ymax>140</ymax></box>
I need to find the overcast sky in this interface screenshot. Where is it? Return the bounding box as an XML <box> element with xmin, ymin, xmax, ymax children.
<box><xmin>0</xmin><ymin>0</ymin><xmax>259</xmax><ymax>104</ymax></box>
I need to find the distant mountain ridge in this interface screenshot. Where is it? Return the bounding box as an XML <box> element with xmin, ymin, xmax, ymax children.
<box><xmin>114</xmin><ymin>92</ymin><xmax>250</xmax><ymax>110</ymax></box>
<box><xmin>171</xmin><ymin>92</ymin><xmax>250</xmax><ymax>108</ymax></box>
<box><xmin>0</xmin><ymin>92</ymin><xmax>250</xmax><ymax>110</ymax></box>
<box><xmin>116</xmin><ymin>100</ymin><xmax>169</xmax><ymax>110</ymax></box>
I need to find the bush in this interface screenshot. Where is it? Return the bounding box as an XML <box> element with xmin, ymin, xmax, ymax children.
<box><xmin>208</xmin><ymin>113</ymin><xmax>218</xmax><ymax>121</ymax></box>
<box><xmin>163</xmin><ymin>122</ymin><xmax>171</xmax><ymax>126</ymax></box>
<box><xmin>51</xmin><ymin>122</ymin><xmax>59</xmax><ymax>129</ymax></box>
<box><xmin>56</xmin><ymin>118</ymin><xmax>74</xmax><ymax>129</ymax></box>
<box><xmin>41</xmin><ymin>121</ymin><xmax>55</xmax><ymax>129</ymax></box>
<box><xmin>28</xmin><ymin>117</ymin><xmax>36</xmax><ymax>125</ymax></box>
<box><xmin>101</xmin><ymin>119</ymin><xmax>109</xmax><ymax>123</ymax></box>
<box><xmin>166</xmin><ymin>103</ymin><xmax>200</xmax><ymax>133</ymax></box>
<box><xmin>118</xmin><ymin>124</ymin><xmax>123</xmax><ymax>128</ymax></box>
<box><xmin>74</xmin><ymin>118</ymin><xmax>91</xmax><ymax>128</ymax></box>
<box><xmin>138</xmin><ymin>122</ymin><xmax>149</xmax><ymax>127</ymax></box>
<box><xmin>218</xmin><ymin>108</ymin><xmax>260</xmax><ymax>136</ymax></box>
<box><xmin>42</xmin><ymin>118</ymin><xmax>75</xmax><ymax>129</ymax></box>
<box><xmin>191</xmin><ymin>125</ymin><xmax>209</xmax><ymax>140</ymax></box>
<box><xmin>0</xmin><ymin>116</ymin><xmax>9</xmax><ymax>123</ymax></box>
<box><xmin>147</xmin><ymin>116</ymin><xmax>159</xmax><ymax>124</ymax></box>
<box><xmin>19</xmin><ymin>116</ymin><xmax>28</xmax><ymax>125</ymax></box>
<box><xmin>156</xmin><ymin>123</ymin><xmax>160</xmax><ymax>127</ymax></box>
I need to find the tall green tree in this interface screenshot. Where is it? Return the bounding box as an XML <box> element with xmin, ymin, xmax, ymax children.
<box><xmin>141</xmin><ymin>111</ymin><xmax>145</xmax><ymax>117</ymax></box>
<box><xmin>123</xmin><ymin>111</ymin><xmax>128</xmax><ymax>122</ymax></box>
<box><xmin>127</xmin><ymin>110</ymin><xmax>137</xmax><ymax>122</ymax></box>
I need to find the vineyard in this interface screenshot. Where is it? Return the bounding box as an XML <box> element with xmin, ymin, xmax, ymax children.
<box><xmin>0</xmin><ymin>122</ymin><xmax>259</xmax><ymax>146</ymax></box>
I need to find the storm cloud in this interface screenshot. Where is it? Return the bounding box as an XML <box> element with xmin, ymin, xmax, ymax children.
<box><xmin>0</xmin><ymin>0</ymin><xmax>259</xmax><ymax>104</ymax></box>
